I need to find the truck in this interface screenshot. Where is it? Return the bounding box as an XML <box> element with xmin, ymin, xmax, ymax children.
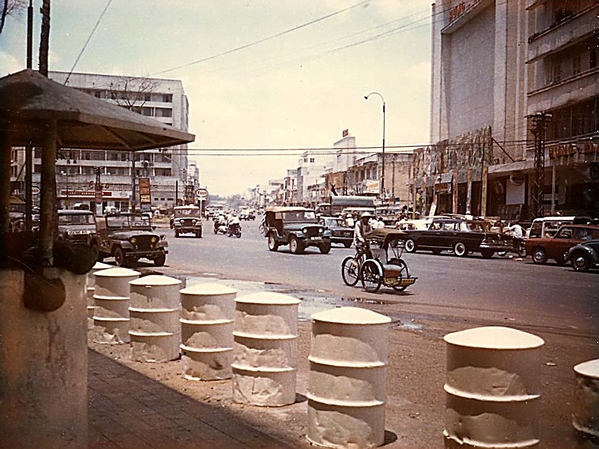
<box><xmin>328</xmin><ymin>196</ymin><xmax>377</xmax><ymax>216</ymax></box>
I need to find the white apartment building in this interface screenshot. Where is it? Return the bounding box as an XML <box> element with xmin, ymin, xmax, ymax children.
<box><xmin>36</xmin><ymin>71</ymin><xmax>191</xmax><ymax>212</ymax></box>
<box><xmin>296</xmin><ymin>151</ymin><xmax>335</xmax><ymax>204</ymax></box>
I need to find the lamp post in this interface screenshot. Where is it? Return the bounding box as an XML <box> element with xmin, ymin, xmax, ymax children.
<box><xmin>364</xmin><ymin>92</ymin><xmax>386</xmax><ymax>201</ymax></box>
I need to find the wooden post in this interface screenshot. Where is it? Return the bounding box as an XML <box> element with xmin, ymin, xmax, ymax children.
<box><xmin>0</xmin><ymin>129</ymin><xmax>12</xmax><ymax>235</ymax></box>
<box><xmin>40</xmin><ymin>120</ymin><xmax>57</xmax><ymax>266</ymax></box>
<box><xmin>452</xmin><ymin>169</ymin><xmax>459</xmax><ymax>214</ymax></box>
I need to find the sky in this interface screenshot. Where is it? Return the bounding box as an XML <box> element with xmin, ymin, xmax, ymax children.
<box><xmin>0</xmin><ymin>0</ymin><xmax>432</xmax><ymax>197</ymax></box>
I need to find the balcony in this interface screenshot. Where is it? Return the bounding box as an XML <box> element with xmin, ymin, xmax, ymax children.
<box><xmin>527</xmin><ymin>6</ymin><xmax>598</xmax><ymax>63</ymax></box>
<box><xmin>528</xmin><ymin>67</ymin><xmax>599</xmax><ymax>112</ymax></box>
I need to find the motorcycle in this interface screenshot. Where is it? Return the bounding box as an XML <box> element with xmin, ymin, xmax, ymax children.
<box><xmin>213</xmin><ymin>217</ymin><xmax>228</xmax><ymax>235</ymax></box>
<box><xmin>227</xmin><ymin>222</ymin><xmax>242</xmax><ymax>238</ymax></box>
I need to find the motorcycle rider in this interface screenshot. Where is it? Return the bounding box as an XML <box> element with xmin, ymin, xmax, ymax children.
<box><xmin>227</xmin><ymin>213</ymin><xmax>241</xmax><ymax>236</ymax></box>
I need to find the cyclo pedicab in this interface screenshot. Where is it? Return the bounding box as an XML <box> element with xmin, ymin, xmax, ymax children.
<box><xmin>341</xmin><ymin>228</ymin><xmax>418</xmax><ymax>293</ymax></box>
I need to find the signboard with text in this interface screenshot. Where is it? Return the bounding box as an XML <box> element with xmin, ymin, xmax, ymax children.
<box><xmin>138</xmin><ymin>177</ymin><xmax>151</xmax><ymax>205</ymax></box>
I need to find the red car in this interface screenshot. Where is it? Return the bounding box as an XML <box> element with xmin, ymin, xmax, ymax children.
<box><xmin>525</xmin><ymin>224</ymin><xmax>599</xmax><ymax>265</ymax></box>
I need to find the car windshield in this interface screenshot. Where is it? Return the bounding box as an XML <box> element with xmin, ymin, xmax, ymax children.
<box><xmin>106</xmin><ymin>214</ymin><xmax>151</xmax><ymax>229</ymax></box>
<box><xmin>58</xmin><ymin>214</ymin><xmax>95</xmax><ymax>225</ymax></box>
<box><xmin>323</xmin><ymin>217</ymin><xmax>345</xmax><ymax>227</ymax></box>
<box><xmin>282</xmin><ymin>210</ymin><xmax>317</xmax><ymax>222</ymax></box>
<box><xmin>460</xmin><ymin>221</ymin><xmax>487</xmax><ymax>232</ymax></box>
<box><xmin>175</xmin><ymin>208</ymin><xmax>200</xmax><ymax>217</ymax></box>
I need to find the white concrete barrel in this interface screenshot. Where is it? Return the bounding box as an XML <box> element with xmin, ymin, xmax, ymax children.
<box><xmin>573</xmin><ymin>359</ymin><xmax>599</xmax><ymax>439</ymax></box>
<box><xmin>443</xmin><ymin>326</ymin><xmax>544</xmax><ymax>449</ymax></box>
<box><xmin>92</xmin><ymin>267</ymin><xmax>140</xmax><ymax>344</ymax></box>
<box><xmin>86</xmin><ymin>262</ymin><xmax>111</xmax><ymax>329</ymax></box>
<box><xmin>232</xmin><ymin>292</ymin><xmax>300</xmax><ymax>407</ymax></box>
<box><xmin>307</xmin><ymin>307</ymin><xmax>390</xmax><ymax>449</ymax></box>
<box><xmin>179</xmin><ymin>283</ymin><xmax>237</xmax><ymax>380</ymax></box>
<box><xmin>128</xmin><ymin>275</ymin><xmax>182</xmax><ymax>362</ymax></box>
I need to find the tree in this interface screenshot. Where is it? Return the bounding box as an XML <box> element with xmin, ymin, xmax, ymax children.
<box><xmin>38</xmin><ymin>0</ymin><xmax>50</xmax><ymax>76</ymax></box>
<box><xmin>0</xmin><ymin>0</ymin><xmax>26</xmax><ymax>36</ymax></box>
<box><xmin>107</xmin><ymin>76</ymin><xmax>158</xmax><ymax>113</ymax></box>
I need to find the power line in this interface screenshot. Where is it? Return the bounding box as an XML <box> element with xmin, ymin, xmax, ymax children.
<box><xmin>148</xmin><ymin>0</ymin><xmax>371</xmax><ymax>77</ymax></box>
<box><xmin>64</xmin><ymin>0</ymin><xmax>113</xmax><ymax>85</ymax></box>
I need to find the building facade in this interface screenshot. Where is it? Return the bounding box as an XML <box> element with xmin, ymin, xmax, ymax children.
<box><xmin>424</xmin><ymin>0</ymin><xmax>598</xmax><ymax>220</ymax></box>
<box><xmin>11</xmin><ymin>71</ymin><xmax>192</xmax><ymax>213</ymax></box>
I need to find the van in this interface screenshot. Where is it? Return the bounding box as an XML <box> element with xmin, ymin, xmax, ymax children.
<box><xmin>527</xmin><ymin>216</ymin><xmax>592</xmax><ymax>239</ymax></box>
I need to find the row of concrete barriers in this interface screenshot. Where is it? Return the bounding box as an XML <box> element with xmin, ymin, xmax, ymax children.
<box><xmin>86</xmin><ymin>263</ymin><xmax>599</xmax><ymax>449</ymax></box>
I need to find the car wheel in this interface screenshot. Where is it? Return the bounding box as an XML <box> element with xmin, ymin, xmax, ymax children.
<box><xmin>571</xmin><ymin>251</ymin><xmax>591</xmax><ymax>272</ymax></box>
<box><xmin>360</xmin><ymin>260</ymin><xmax>382</xmax><ymax>293</ymax></box>
<box><xmin>341</xmin><ymin>256</ymin><xmax>360</xmax><ymax>286</ymax></box>
<box><xmin>289</xmin><ymin>237</ymin><xmax>304</xmax><ymax>254</ymax></box>
<box><xmin>154</xmin><ymin>252</ymin><xmax>166</xmax><ymax>267</ymax></box>
<box><xmin>319</xmin><ymin>242</ymin><xmax>331</xmax><ymax>254</ymax></box>
<box><xmin>267</xmin><ymin>234</ymin><xmax>278</xmax><ymax>252</ymax></box>
<box><xmin>532</xmin><ymin>247</ymin><xmax>547</xmax><ymax>264</ymax></box>
<box><xmin>405</xmin><ymin>238</ymin><xmax>417</xmax><ymax>253</ymax></box>
<box><xmin>453</xmin><ymin>242</ymin><xmax>467</xmax><ymax>257</ymax></box>
<box><xmin>114</xmin><ymin>247</ymin><xmax>126</xmax><ymax>267</ymax></box>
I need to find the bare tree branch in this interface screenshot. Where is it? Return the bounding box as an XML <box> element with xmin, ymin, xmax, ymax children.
<box><xmin>0</xmin><ymin>0</ymin><xmax>27</xmax><ymax>36</ymax></box>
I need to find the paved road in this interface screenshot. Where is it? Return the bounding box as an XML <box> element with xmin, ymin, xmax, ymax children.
<box><xmin>154</xmin><ymin>217</ymin><xmax>599</xmax><ymax>339</ymax></box>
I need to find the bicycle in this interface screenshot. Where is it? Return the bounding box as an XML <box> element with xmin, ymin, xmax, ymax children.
<box><xmin>341</xmin><ymin>245</ymin><xmax>369</xmax><ymax>287</ymax></box>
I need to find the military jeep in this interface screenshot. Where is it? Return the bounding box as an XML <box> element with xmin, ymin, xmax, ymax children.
<box><xmin>264</xmin><ymin>206</ymin><xmax>331</xmax><ymax>254</ymax></box>
<box><xmin>96</xmin><ymin>213</ymin><xmax>168</xmax><ymax>267</ymax></box>
<box><xmin>172</xmin><ymin>205</ymin><xmax>203</xmax><ymax>238</ymax></box>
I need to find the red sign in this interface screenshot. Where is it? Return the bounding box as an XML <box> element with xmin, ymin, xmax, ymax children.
<box><xmin>342</xmin><ymin>129</ymin><xmax>349</xmax><ymax>138</ymax></box>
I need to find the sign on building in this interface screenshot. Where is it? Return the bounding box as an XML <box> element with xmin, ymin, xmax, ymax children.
<box><xmin>138</xmin><ymin>177</ymin><xmax>151</xmax><ymax>205</ymax></box>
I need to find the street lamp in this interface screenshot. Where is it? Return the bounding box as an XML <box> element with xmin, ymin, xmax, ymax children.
<box><xmin>364</xmin><ymin>92</ymin><xmax>386</xmax><ymax>201</ymax></box>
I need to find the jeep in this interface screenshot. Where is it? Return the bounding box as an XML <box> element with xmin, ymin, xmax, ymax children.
<box><xmin>57</xmin><ymin>210</ymin><xmax>98</xmax><ymax>246</ymax></box>
<box><xmin>172</xmin><ymin>205</ymin><xmax>203</xmax><ymax>238</ymax></box>
<box><xmin>95</xmin><ymin>213</ymin><xmax>168</xmax><ymax>267</ymax></box>
<box><xmin>264</xmin><ymin>206</ymin><xmax>331</xmax><ymax>254</ymax></box>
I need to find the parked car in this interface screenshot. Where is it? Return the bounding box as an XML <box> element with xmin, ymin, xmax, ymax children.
<box><xmin>239</xmin><ymin>209</ymin><xmax>256</xmax><ymax>220</ymax></box>
<box><xmin>319</xmin><ymin>216</ymin><xmax>353</xmax><ymax>248</ymax></box>
<box><xmin>263</xmin><ymin>206</ymin><xmax>331</xmax><ymax>254</ymax></box>
<box><xmin>403</xmin><ymin>218</ymin><xmax>512</xmax><ymax>258</ymax></box>
<box><xmin>57</xmin><ymin>210</ymin><xmax>98</xmax><ymax>246</ymax></box>
<box><xmin>526</xmin><ymin>215</ymin><xmax>592</xmax><ymax>238</ymax></box>
<box><xmin>565</xmin><ymin>239</ymin><xmax>599</xmax><ymax>272</ymax></box>
<box><xmin>172</xmin><ymin>205</ymin><xmax>202</xmax><ymax>238</ymax></box>
<box><xmin>525</xmin><ymin>224</ymin><xmax>599</xmax><ymax>265</ymax></box>
<box><xmin>95</xmin><ymin>213</ymin><xmax>168</xmax><ymax>267</ymax></box>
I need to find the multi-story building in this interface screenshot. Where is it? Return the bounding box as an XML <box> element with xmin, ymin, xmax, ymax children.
<box><xmin>424</xmin><ymin>0</ymin><xmax>598</xmax><ymax>220</ymax></box>
<box><xmin>19</xmin><ymin>71</ymin><xmax>191</xmax><ymax>213</ymax></box>
<box><xmin>296</xmin><ymin>150</ymin><xmax>334</xmax><ymax>204</ymax></box>
<box><xmin>525</xmin><ymin>0</ymin><xmax>598</xmax><ymax>217</ymax></box>
<box><xmin>427</xmin><ymin>0</ymin><xmax>529</xmax><ymax>218</ymax></box>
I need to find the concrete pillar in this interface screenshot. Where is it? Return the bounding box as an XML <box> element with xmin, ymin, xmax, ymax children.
<box><xmin>128</xmin><ymin>275</ymin><xmax>182</xmax><ymax>362</ymax></box>
<box><xmin>92</xmin><ymin>267</ymin><xmax>140</xmax><ymax>344</ymax></box>
<box><xmin>573</xmin><ymin>359</ymin><xmax>599</xmax><ymax>439</ymax></box>
<box><xmin>307</xmin><ymin>307</ymin><xmax>391</xmax><ymax>449</ymax></box>
<box><xmin>179</xmin><ymin>283</ymin><xmax>237</xmax><ymax>380</ymax></box>
<box><xmin>85</xmin><ymin>262</ymin><xmax>111</xmax><ymax>330</ymax></box>
<box><xmin>232</xmin><ymin>292</ymin><xmax>300</xmax><ymax>407</ymax></box>
<box><xmin>444</xmin><ymin>326</ymin><xmax>544</xmax><ymax>448</ymax></box>
<box><xmin>0</xmin><ymin>268</ymin><xmax>88</xmax><ymax>449</ymax></box>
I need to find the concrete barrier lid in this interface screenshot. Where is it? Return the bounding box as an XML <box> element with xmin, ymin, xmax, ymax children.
<box><xmin>94</xmin><ymin>267</ymin><xmax>141</xmax><ymax>277</ymax></box>
<box><xmin>179</xmin><ymin>283</ymin><xmax>237</xmax><ymax>295</ymax></box>
<box><xmin>574</xmin><ymin>359</ymin><xmax>599</xmax><ymax>378</ymax></box>
<box><xmin>444</xmin><ymin>326</ymin><xmax>544</xmax><ymax>350</ymax></box>
<box><xmin>129</xmin><ymin>275</ymin><xmax>182</xmax><ymax>286</ymax></box>
<box><xmin>235</xmin><ymin>291</ymin><xmax>300</xmax><ymax>305</ymax></box>
<box><xmin>311</xmin><ymin>307</ymin><xmax>391</xmax><ymax>325</ymax></box>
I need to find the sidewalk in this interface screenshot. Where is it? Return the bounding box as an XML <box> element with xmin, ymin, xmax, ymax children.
<box><xmin>88</xmin><ymin>349</ymin><xmax>296</xmax><ymax>449</ymax></box>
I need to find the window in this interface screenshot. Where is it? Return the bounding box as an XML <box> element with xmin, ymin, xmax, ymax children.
<box><xmin>156</xmin><ymin>108</ymin><xmax>172</xmax><ymax>118</ymax></box>
<box><xmin>309</xmin><ymin>158</ymin><xmax>315</xmax><ymax>163</ymax></box>
<box><xmin>552</xmin><ymin>63</ymin><xmax>562</xmax><ymax>83</ymax></box>
<box><xmin>573</xmin><ymin>55</ymin><xmax>581</xmax><ymax>75</ymax></box>
<box><xmin>162</xmin><ymin>94</ymin><xmax>172</xmax><ymax>103</ymax></box>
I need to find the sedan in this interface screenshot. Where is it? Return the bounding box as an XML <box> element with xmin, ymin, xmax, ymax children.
<box><xmin>565</xmin><ymin>239</ymin><xmax>599</xmax><ymax>272</ymax></box>
<box><xmin>525</xmin><ymin>224</ymin><xmax>599</xmax><ymax>265</ymax></box>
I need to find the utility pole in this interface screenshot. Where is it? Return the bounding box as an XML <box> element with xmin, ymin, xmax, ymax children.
<box><xmin>529</xmin><ymin>112</ymin><xmax>552</xmax><ymax>219</ymax></box>
<box><xmin>130</xmin><ymin>151</ymin><xmax>136</xmax><ymax>212</ymax></box>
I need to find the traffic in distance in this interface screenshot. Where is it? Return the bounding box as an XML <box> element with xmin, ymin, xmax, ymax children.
<box><xmin>46</xmin><ymin>200</ymin><xmax>599</xmax><ymax>275</ymax></box>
